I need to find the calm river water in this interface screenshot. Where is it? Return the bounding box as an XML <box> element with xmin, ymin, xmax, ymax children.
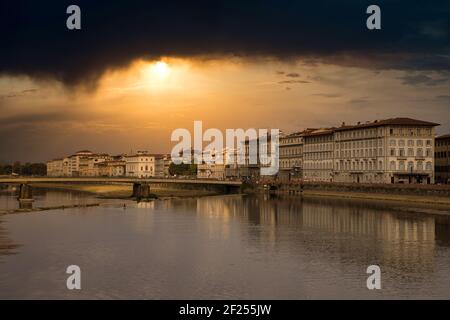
<box><xmin>1</xmin><ymin>187</ymin><xmax>450</xmax><ymax>299</ymax></box>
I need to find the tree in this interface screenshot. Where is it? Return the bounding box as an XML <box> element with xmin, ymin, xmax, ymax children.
<box><xmin>168</xmin><ymin>163</ymin><xmax>197</xmax><ymax>177</ymax></box>
<box><xmin>0</xmin><ymin>162</ymin><xmax>46</xmax><ymax>176</ymax></box>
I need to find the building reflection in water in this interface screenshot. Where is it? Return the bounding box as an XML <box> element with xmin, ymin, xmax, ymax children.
<box><xmin>0</xmin><ymin>219</ymin><xmax>21</xmax><ymax>259</ymax></box>
<box><xmin>193</xmin><ymin>194</ymin><xmax>450</xmax><ymax>278</ymax></box>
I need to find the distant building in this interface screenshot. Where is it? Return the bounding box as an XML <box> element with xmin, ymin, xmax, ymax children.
<box><xmin>279</xmin><ymin>130</ymin><xmax>313</xmax><ymax>180</ymax></box>
<box><xmin>97</xmin><ymin>159</ymin><xmax>126</xmax><ymax>177</ymax></box>
<box><xmin>47</xmin><ymin>158</ymin><xmax>64</xmax><ymax>177</ymax></box>
<box><xmin>47</xmin><ymin>157</ymin><xmax>70</xmax><ymax>177</ymax></box>
<box><xmin>303</xmin><ymin>128</ymin><xmax>335</xmax><ymax>182</ymax></box>
<box><xmin>162</xmin><ymin>154</ymin><xmax>172</xmax><ymax>177</ymax></box>
<box><xmin>125</xmin><ymin>151</ymin><xmax>165</xmax><ymax>178</ymax></box>
<box><xmin>435</xmin><ymin>134</ymin><xmax>450</xmax><ymax>184</ymax></box>
<box><xmin>239</xmin><ymin>131</ymin><xmax>277</xmax><ymax>180</ymax></box>
<box><xmin>197</xmin><ymin>148</ymin><xmax>239</xmax><ymax>180</ymax></box>
<box><xmin>80</xmin><ymin>153</ymin><xmax>112</xmax><ymax>176</ymax></box>
<box><xmin>68</xmin><ymin>150</ymin><xmax>95</xmax><ymax>176</ymax></box>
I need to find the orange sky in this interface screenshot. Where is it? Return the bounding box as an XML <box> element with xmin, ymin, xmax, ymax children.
<box><xmin>1</xmin><ymin>57</ymin><xmax>449</xmax><ymax>162</ymax></box>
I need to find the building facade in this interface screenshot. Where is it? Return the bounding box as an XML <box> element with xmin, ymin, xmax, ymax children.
<box><xmin>125</xmin><ymin>151</ymin><xmax>165</xmax><ymax>178</ymax></box>
<box><xmin>435</xmin><ymin>134</ymin><xmax>450</xmax><ymax>184</ymax></box>
<box><xmin>197</xmin><ymin>148</ymin><xmax>239</xmax><ymax>180</ymax></box>
<box><xmin>302</xmin><ymin>129</ymin><xmax>335</xmax><ymax>182</ymax></box>
<box><xmin>279</xmin><ymin>131</ymin><xmax>310</xmax><ymax>180</ymax></box>
<box><xmin>301</xmin><ymin>118</ymin><xmax>438</xmax><ymax>184</ymax></box>
<box><xmin>333</xmin><ymin>118</ymin><xmax>437</xmax><ymax>184</ymax></box>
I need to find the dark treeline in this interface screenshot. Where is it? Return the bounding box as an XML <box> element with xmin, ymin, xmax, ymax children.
<box><xmin>0</xmin><ymin>162</ymin><xmax>47</xmax><ymax>176</ymax></box>
<box><xmin>168</xmin><ymin>163</ymin><xmax>197</xmax><ymax>177</ymax></box>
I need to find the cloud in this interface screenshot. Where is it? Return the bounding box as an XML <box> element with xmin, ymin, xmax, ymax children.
<box><xmin>0</xmin><ymin>89</ymin><xmax>38</xmax><ymax>100</ymax></box>
<box><xmin>311</xmin><ymin>93</ymin><xmax>341</xmax><ymax>98</ymax></box>
<box><xmin>1</xmin><ymin>1</ymin><xmax>449</xmax><ymax>87</ymax></box>
<box><xmin>398</xmin><ymin>74</ymin><xmax>449</xmax><ymax>86</ymax></box>
<box><xmin>349</xmin><ymin>97</ymin><xmax>370</xmax><ymax>105</ymax></box>
<box><xmin>278</xmin><ymin>80</ymin><xmax>310</xmax><ymax>84</ymax></box>
<box><xmin>435</xmin><ymin>95</ymin><xmax>450</xmax><ymax>101</ymax></box>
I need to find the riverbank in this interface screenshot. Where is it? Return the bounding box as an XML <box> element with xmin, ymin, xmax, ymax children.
<box><xmin>299</xmin><ymin>190</ymin><xmax>450</xmax><ymax>212</ymax></box>
<box><xmin>7</xmin><ymin>182</ymin><xmax>450</xmax><ymax>214</ymax></box>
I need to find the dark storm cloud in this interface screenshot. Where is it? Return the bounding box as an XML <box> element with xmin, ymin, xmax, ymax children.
<box><xmin>1</xmin><ymin>0</ymin><xmax>450</xmax><ymax>87</ymax></box>
<box><xmin>398</xmin><ymin>74</ymin><xmax>449</xmax><ymax>86</ymax></box>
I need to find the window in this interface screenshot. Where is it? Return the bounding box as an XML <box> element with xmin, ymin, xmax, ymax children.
<box><xmin>390</xmin><ymin>161</ymin><xmax>396</xmax><ymax>171</ymax></box>
<box><xmin>408</xmin><ymin>148</ymin><xmax>414</xmax><ymax>156</ymax></box>
<box><xmin>399</xmin><ymin>149</ymin><xmax>405</xmax><ymax>157</ymax></box>
<box><xmin>390</xmin><ymin>149</ymin><xmax>395</xmax><ymax>156</ymax></box>
<box><xmin>417</xmin><ymin>161</ymin><xmax>423</xmax><ymax>171</ymax></box>
<box><xmin>399</xmin><ymin>161</ymin><xmax>405</xmax><ymax>171</ymax></box>
<box><xmin>426</xmin><ymin>162</ymin><xmax>432</xmax><ymax>171</ymax></box>
<box><xmin>407</xmin><ymin>161</ymin><xmax>414</xmax><ymax>171</ymax></box>
<box><xmin>417</xmin><ymin>148</ymin><xmax>423</xmax><ymax>157</ymax></box>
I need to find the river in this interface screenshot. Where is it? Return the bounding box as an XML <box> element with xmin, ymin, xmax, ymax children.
<box><xmin>1</xmin><ymin>187</ymin><xmax>450</xmax><ymax>299</ymax></box>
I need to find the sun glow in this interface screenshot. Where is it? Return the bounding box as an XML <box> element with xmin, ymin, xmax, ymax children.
<box><xmin>148</xmin><ymin>61</ymin><xmax>171</xmax><ymax>80</ymax></box>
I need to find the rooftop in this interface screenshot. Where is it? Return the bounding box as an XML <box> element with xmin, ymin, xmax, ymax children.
<box><xmin>335</xmin><ymin>118</ymin><xmax>439</xmax><ymax>132</ymax></box>
<box><xmin>302</xmin><ymin>128</ymin><xmax>336</xmax><ymax>137</ymax></box>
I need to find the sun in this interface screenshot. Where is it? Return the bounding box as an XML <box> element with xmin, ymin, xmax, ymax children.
<box><xmin>148</xmin><ymin>61</ymin><xmax>171</xmax><ymax>80</ymax></box>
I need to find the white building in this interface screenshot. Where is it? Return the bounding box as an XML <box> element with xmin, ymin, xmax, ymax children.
<box><xmin>125</xmin><ymin>151</ymin><xmax>165</xmax><ymax>178</ymax></box>
<box><xmin>279</xmin><ymin>130</ymin><xmax>313</xmax><ymax>179</ymax></box>
<box><xmin>333</xmin><ymin>118</ymin><xmax>438</xmax><ymax>184</ymax></box>
<box><xmin>302</xmin><ymin>128</ymin><xmax>335</xmax><ymax>182</ymax></box>
<box><xmin>197</xmin><ymin>148</ymin><xmax>239</xmax><ymax>180</ymax></box>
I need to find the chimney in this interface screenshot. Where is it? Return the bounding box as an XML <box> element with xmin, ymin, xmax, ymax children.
<box><xmin>341</xmin><ymin>122</ymin><xmax>345</xmax><ymax>127</ymax></box>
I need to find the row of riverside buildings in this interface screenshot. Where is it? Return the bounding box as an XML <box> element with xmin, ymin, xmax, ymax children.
<box><xmin>47</xmin><ymin>118</ymin><xmax>450</xmax><ymax>184</ymax></box>
<box><xmin>47</xmin><ymin>151</ymin><xmax>171</xmax><ymax>178</ymax></box>
<box><xmin>280</xmin><ymin>118</ymin><xmax>449</xmax><ymax>184</ymax></box>
<box><xmin>198</xmin><ymin>117</ymin><xmax>449</xmax><ymax>184</ymax></box>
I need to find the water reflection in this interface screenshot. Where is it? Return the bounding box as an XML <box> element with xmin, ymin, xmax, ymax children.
<box><xmin>1</xmin><ymin>190</ymin><xmax>450</xmax><ymax>299</ymax></box>
<box><xmin>0</xmin><ymin>220</ymin><xmax>20</xmax><ymax>258</ymax></box>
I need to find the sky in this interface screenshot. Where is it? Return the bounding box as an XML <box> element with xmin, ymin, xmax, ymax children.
<box><xmin>1</xmin><ymin>1</ymin><xmax>449</xmax><ymax>163</ymax></box>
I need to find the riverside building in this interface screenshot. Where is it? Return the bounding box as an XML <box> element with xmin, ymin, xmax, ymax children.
<box><xmin>435</xmin><ymin>134</ymin><xmax>450</xmax><ymax>184</ymax></box>
<box><xmin>332</xmin><ymin>118</ymin><xmax>438</xmax><ymax>184</ymax></box>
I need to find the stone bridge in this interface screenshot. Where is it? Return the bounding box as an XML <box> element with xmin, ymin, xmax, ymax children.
<box><xmin>0</xmin><ymin>177</ymin><xmax>242</xmax><ymax>201</ymax></box>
